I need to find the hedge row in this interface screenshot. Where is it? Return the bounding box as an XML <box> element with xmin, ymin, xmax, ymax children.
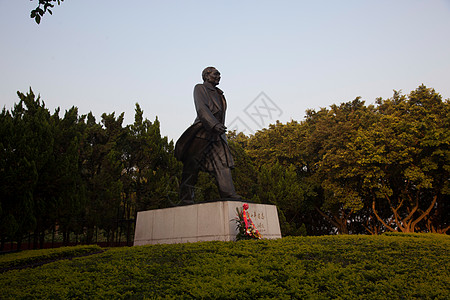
<box><xmin>0</xmin><ymin>234</ymin><xmax>449</xmax><ymax>299</ymax></box>
<box><xmin>0</xmin><ymin>245</ymin><xmax>102</xmax><ymax>271</ymax></box>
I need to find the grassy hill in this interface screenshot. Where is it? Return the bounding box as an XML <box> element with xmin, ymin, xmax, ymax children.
<box><xmin>1</xmin><ymin>233</ymin><xmax>449</xmax><ymax>299</ymax></box>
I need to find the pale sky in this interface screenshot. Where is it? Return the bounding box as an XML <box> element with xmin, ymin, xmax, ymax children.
<box><xmin>1</xmin><ymin>0</ymin><xmax>449</xmax><ymax>141</ymax></box>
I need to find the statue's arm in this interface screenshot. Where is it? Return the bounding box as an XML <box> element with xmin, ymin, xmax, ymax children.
<box><xmin>193</xmin><ymin>85</ymin><xmax>221</xmax><ymax>132</ymax></box>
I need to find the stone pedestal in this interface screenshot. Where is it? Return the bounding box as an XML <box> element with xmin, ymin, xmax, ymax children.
<box><xmin>133</xmin><ymin>201</ymin><xmax>281</xmax><ymax>245</ymax></box>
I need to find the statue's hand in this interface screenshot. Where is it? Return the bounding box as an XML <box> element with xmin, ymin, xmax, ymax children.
<box><xmin>213</xmin><ymin>123</ymin><xmax>227</xmax><ymax>134</ymax></box>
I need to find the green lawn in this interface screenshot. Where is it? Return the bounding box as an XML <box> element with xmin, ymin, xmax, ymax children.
<box><xmin>1</xmin><ymin>233</ymin><xmax>449</xmax><ymax>299</ymax></box>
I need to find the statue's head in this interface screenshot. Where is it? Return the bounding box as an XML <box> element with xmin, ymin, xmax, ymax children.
<box><xmin>202</xmin><ymin>67</ymin><xmax>221</xmax><ymax>86</ymax></box>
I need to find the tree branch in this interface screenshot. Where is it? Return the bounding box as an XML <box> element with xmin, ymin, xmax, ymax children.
<box><xmin>403</xmin><ymin>193</ymin><xmax>419</xmax><ymax>224</ymax></box>
<box><xmin>314</xmin><ymin>206</ymin><xmax>341</xmax><ymax>230</ymax></box>
<box><xmin>372</xmin><ymin>199</ymin><xmax>396</xmax><ymax>232</ymax></box>
<box><xmin>410</xmin><ymin>195</ymin><xmax>438</xmax><ymax>231</ymax></box>
<box><xmin>388</xmin><ymin>194</ymin><xmax>405</xmax><ymax>232</ymax></box>
<box><xmin>440</xmin><ymin>225</ymin><xmax>450</xmax><ymax>234</ymax></box>
<box><xmin>31</xmin><ymin>0</ymin><xmax>64</xmax><ymax>24</ymax></box>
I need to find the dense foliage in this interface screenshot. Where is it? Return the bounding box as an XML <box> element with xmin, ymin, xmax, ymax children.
<box><xmin>0</xmin><ymin>234</ymin><xmax>448</xmax><ymax>299</ymax></box>
<box><xmin>240</xmin><ymin>85</ymin><xmax>449</xmax><ymax>236</ymax></box>
<box><xmin>0</xmin><ymin>85</ymin><xmax>448</xmax><ymax>250</ymax></box>
<box><xmin>0</xmin><ymin>90</ymin><xmax>180</xmax><ymax>250</ymax></box>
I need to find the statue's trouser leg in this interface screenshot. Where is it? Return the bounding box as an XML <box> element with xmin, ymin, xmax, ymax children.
<box><xmin>214</xmin><ymin>167</ymin><xmax>239</xmax><ymax>199</ymax></box>
<box><xmin>180</xmin><ymin>159</ymin><xmax>199</xmax><ymax>203</ymax></box>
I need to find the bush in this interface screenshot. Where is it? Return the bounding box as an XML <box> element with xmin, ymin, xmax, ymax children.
<box><xmin>0</xmin><ymin>245</ymin><xmax>102</xmax><ymax>271</ymax></box>
<box><xmin>0</xmin><ymin>234</ymin><xmax>448</xmax><ymax>299</ymax></box>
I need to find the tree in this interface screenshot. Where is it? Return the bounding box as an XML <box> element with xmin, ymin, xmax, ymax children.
<box><xmin>124</xmin><ymin>104</ymin><xmax>180</xmax><ymax>212</ymax></box>
<box><xmin>367</xmin><ymin>86</ymin><xmax>449</xmax><ymax>233</ymax></box>
<box><xmin>0</xmin><ymin>89</ymin><xmax>85</xmax><ymax>249</ymax></box>
<box><xmin>119</xmin><ymin>103</ymin><xmax>181</xmax><ymax>242</ymax></box>
<box><xmin>303</xmin><ymin>98</ymin><xmax>379</xmax><ymax>234</ymax></box>
<box><xmin>244</xmin><ymin>123</ymin><xmax>316</xmax><ymax>234</ymax></box>
<box><xmin>30</xmin><ymin>0</ymin><xmax>64</xmax><ymax>24</ymax></box>
<box><xmin>79</xmin><ymin>112</ymin><xmax>125</xmax><ymax>245</ymax></box>
<box><xmin>256</xmin><ymin>162</ymin><xmax>306</xmax><ymax>235</ymax></box>
<box><xmin>227</xmin><ymin>131</ymin><xmax>258</xmax><ymax>201</ymax></box>
<box><xmin>54</xmin><ymin>107</ymin><xmax>87</xmax><ymax>245</ymax></box>
<box><xmin>306</xmin><ymin>87</ymin><xmax>449</xmax><ymax>234</ymax></box>
<box><xmin>246</xmin><ymin>121</ymin><xmax>306</xmax><ymax>169</ymax></box>
<box><xmin>11</xmin><ymin>90</ymin><xmax>63</xmax><ymax>248</ymax></box>
<box><xmin>0</xmin><ymin>104</ymin><xmax>37</xmax><ymax>249</ymax></box>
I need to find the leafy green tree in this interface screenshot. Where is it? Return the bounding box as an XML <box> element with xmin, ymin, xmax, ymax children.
<box><xmin>303</xmin><ymin>98</ymin><xmax>378</xmax><ymax>234</ymax></box>
<box><xmin>79</xmin><ymin>112</ymin><xmax>125</xmax><ymax>244</ymax></box>
<box><xmin>0</xmin><ymin>90</ymin><xmax>84</xmax><ymax>248</ymax></box>
<box><xmin>117</xmin><ymin>104</ymin><xmax>181</xmax><ymax>243</ymax></box>
<box><xmin>0</xmin><ymin>105</ymin><xmax>37</xmax><ymax>249</ymax></box>
<box><xmin>303</xmin><ymin>87</ymin><xmax>448</xmax><ymax>234</ymax></box>
<box><xmin>53</xmin><ymin>107</ymin><xmax>88</xmax><ymax>245</ymax></box>
<box><xmin>243</xmin><ymin>123</ymin><xmax>315</xmax><ymax>234</ymax></box>
<box><xmin>124</xmin><ymin>104</ymin><xmax>180</xmax><ymax>213</ymax></box>
<box><xmin>246</xmin><ymin>121</ymin><xmax>306</xmax><ymax>169</ymax></box>
<box><xmin>11</xmin><ymin>90</ymin><xmax>63</xmax><ymax>248</ymax></box>
<box><xmin>256</xmin><ymin>162</ymin><xmax>305</xmax><ymax>235</ymax></box>
<box><xmin>227</xmin><ymin>131</ymin><xmax>258</xmax><ymax>201</ymax></box>
<box><xmin>365</xmin><ymin>86</ymin><xmax>449</xmax><ymax>233</ymax></box>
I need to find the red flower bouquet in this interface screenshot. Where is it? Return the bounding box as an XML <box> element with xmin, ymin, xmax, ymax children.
<box><xmin>234</xmin><ymin>203</ymin><xmax>262</xmax><ymax>240</ymax></box>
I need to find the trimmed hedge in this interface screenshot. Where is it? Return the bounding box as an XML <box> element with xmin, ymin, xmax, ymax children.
<box><xmin>0</xmin><ymin>245</ymin><xmax>102</xmax><ymax>271</ymax></box>
<box><xmin>0</xmin><ymin>234</ymin><xmax>449</xmax><ymax>299</ymax></box>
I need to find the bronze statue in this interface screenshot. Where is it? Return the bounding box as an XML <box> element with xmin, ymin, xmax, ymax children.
<box><xmin>175</xmin><ymin>67</ymin><xmax>240</xmax><ymax>204</ymax></box>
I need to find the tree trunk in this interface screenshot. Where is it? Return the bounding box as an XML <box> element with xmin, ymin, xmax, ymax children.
<box><xmin>16</xmin><ymin>235</ymin><xmax>22</xmax><ymax>250</ymax></box>
<box><xmin>51</xmin><ymin>225</ymin><xmax>55</xmax><ymax>248</ymax></box>
<box><xmin>363</xmin><ymin>217</ymin><xmax>384</xmax><ymax>235</ymax></box>
<box><xmin>373</xmin><ymin>195</ymin><xmax>438</xmax><ymax>233</ymax></box>
<box><xmin>426</xmin><ymin>219</ymin><xmax>450</xmax><ymax>234</ymax></box>
<box><xmin>86</xmin><ymin>227</ymin><xmax>94</xmax><ymax>244</ymax></box>
<box><xmin>314</xmin><ymin>206</ymin><xmax>350</xmax><ymax>234</ymax></box>
<box><xmin>63</xmin><ymin>230</ymin><xmax>69</xmax><ymax>246</ymax></box>
<box><xmin>1</xmin><ymin>235</ymin><xmax>5</xmax><ymax>251</ymax></box>
<box><xmin>33</xmin><ymin>229</ymin><xmax>39</xmax><ymax>249</ymax></box>
<box><xmin>39</xmin><ymin>230</ymin><xmax>45</xmax><ymax>249</ymax></box>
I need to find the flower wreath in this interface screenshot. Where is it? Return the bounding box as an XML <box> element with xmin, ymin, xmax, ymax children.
<box><xmin>235</xmin><ymin>203</ymin><xmax>262</xmax><ymax>240</ymax></box>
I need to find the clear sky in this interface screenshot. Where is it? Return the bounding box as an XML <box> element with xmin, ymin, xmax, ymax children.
<box><xmin>1</xmin><ymin>0</ymin><xmax>449</xmax><ymax>141</ymax></box>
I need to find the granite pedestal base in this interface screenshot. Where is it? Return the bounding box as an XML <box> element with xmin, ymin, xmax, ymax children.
<box><xmin>133</xmin><ymin>201</ymin><xmax>281</xmax><ymax>245</ymax></box>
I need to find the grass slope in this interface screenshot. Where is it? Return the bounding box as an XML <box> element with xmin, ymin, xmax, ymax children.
<box><xmin>0</xmin><ymin>233</ymin><xmax>449</xmax><ymax>299</ymax></box>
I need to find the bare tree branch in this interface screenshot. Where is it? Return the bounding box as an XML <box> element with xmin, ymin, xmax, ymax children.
<box><xmin>372</xmin><ymin>199</ymin><xmax>397</xmax><ymax>232</ymax></box>
<box><xmin>411</xmin><ymin>195</ymin><xmax>438</xmax><ymax>231</ymax></box>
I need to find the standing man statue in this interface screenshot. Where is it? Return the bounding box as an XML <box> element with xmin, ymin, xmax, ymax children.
<box><xmin>175</xmin><ymin>67</ymin><xmax>240</xmax><ymax>204</ymax></box>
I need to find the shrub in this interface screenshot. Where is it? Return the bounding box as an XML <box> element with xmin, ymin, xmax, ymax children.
<box><xmin>0</xmin><ymin>245</ymin><xmax>102</xmax><ymax>271</ymax></box>
<box><xmin>0</xmin><ymin>234</ymin><xmax>448</xmax><ymax>299</ymax></box>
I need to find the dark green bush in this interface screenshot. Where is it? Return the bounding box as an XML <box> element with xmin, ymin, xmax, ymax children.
<box><xmin>0</xmin><ymin>245</ymin><xmax>102</xmax><ymax>270</ymax></box>
<box><xmin>0</xmin><ymin>234</ymin><xmax>448</xmax><ymax>299</ymax></box>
